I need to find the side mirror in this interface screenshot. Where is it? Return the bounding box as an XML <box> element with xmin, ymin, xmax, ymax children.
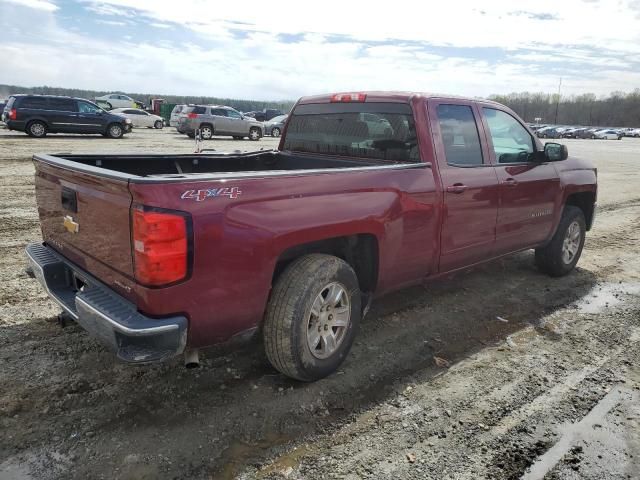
<box><xmin>544</xmin><ymin>142</ymin><xmax>568</xmax><ymax>161</ymax></box>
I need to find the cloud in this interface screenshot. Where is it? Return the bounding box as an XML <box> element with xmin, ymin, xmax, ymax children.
<box><xmin>1</xmin><ymin>0</ymin><xmax>639</xmax><ymax>100</ymax></box>
<box><xmin>3</xmin><ymin>0</ymin><xmax>58</xmax><ymax>11</ymax></box>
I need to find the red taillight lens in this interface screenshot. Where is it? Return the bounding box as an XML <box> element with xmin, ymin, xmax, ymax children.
<box><xmin>8</xmin><ymin>108</ymin><xmax>17</xmax><ymax>120</ymax></box>
<box><xmin>330</xmin><ymin>93</ymin><xmax>367</xmax><ymax>103</ymax></box>
<box><xmin>187</xmin><ymin>113</ymin><xmax>198</xmax><ymax>119</ymax></box>
<box><xmin>132</xmin><ymin>207</ymin><xmax>190</xmax><ymax>286</ymax></box>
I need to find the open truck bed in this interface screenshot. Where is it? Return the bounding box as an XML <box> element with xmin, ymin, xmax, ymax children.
<box><xmin>35</xmin><ymin>150</ymin><xmax>400</xmax><ymax>181</ymax></box>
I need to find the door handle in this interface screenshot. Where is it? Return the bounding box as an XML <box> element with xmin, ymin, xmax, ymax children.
<box><xmin>446</xmin><ymin>184</ymin><xmax>467</xmax><ymax>194</ymax></box>
<box><xmin>501</xmin><ymin>178</ymin><xmax>518</xmax><ymax>187</ymax></box>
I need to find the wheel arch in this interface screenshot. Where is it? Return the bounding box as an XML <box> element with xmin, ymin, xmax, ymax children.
<box><xmin>564</xmin><ymin>191</ymin><xmax>596</xmax><ymax>231</ymax></box>
<box><xmin>272</xmin><ymin>233</ymin><xmax>380</xmax><ymax>296</ymax></box>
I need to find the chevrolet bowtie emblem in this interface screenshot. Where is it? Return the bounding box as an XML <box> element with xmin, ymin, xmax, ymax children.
<box><xmin>63</xmin><ymin>215</ymin><xmax>79</xmax><ymax>233</ymax></box>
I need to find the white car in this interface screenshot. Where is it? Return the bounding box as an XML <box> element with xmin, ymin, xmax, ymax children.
<box><xmin>95</xmin><ymin>93</ymin><xmax>137</xmax><ymax>110</ymax></box>
<box><xmin>594</xmin><ymin>129</ymin><xmax>622</xmax><ymax>140</ymax></box>
<box><xmin>170</xmin><ymin>104</ymin><xmax>187</xmax><ymax>127</ymax></box>
<box><xmin>111</xmin><ymin>108</ymin><xmax>164</xmax><ymax>129</ymax></box>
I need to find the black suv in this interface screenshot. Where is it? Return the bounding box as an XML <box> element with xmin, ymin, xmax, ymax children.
<box><xmin>2</xmin><ymin>95</ymin><xmax>132</xmax><ymax>138</ymax></box>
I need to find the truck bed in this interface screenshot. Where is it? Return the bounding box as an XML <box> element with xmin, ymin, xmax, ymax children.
<box><xmin>37</xmin><ymin>150</ymin><xmax>398</xmax><ymax>180</ymax></box>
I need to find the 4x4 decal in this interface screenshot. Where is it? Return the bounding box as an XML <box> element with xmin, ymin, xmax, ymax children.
<box><xmin>181</xmin><ymin>187</ymin><xmax>243</xmax><ymax>202</ymax></box>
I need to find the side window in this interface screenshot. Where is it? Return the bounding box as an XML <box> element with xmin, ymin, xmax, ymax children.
<box><xmin>110</xmin><ymin>95</ymin><xmax>119</xmax><ymax>99</ymax></box>
<box><xmin>47</xmin><ymin>98</ymin><xmax>76</xmax><ymax>112</ymax></box>
<box><xmin>436</xmin><ymin>104</ymin><xmax>484</xmax><ymax>166</ymax></box>
<box><xmin>77</xmin><ymin>101</ymin><xmax>101</xmax><ymax>114</ymax></box>
<box><xmin>21</xmin><ymin>97</ymin><xmax>49</xmax><ymax>109</ymax></box>
<box><xmin>482</xmin><ymin>108</ymin><xmax>535</xmax><ymax>163</ymax></box>
<box><xmin>192</xmin><ymin>106</ymin><xmax>206</xmax><ymax>114</ymax></box>
<box><xmin>210</xmin><ymin>109</ymin><xmax>227</xmax><ymax>117</ymax></box>
<box><xmin>227</xmin><ymin>110</ymin><xmax>242</xmax><ymax>119</ymax></box>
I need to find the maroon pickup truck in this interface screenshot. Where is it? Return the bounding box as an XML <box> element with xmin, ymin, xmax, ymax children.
<box><xmin>26</xmin><ymin>92</ymin><xmax>597</xmax><ymax>381</ymax></box>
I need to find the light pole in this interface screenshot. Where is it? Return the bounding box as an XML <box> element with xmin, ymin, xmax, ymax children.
<box><xmin>554</xmin><ymin>77</ymin><xmax>562</xmax><ymax>124</ymax></box>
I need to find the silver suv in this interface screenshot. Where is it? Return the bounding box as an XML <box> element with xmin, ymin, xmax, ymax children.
<box><xmin>177</xmin><ymin>105</ymin><xmax>263</xmax><ymax>140</ymax></box>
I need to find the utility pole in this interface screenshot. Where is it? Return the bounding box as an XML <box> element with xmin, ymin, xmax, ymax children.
<box><xmin>554</xmin><ymin>77</ymin><xmax>562</xmax><ymax>124</ymax></box>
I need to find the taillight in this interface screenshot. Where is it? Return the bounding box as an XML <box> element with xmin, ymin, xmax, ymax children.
<box><xmin>330</xmin><ymin>93</ymin><xmax>367</xmax><ymax>103</ymax></box>
<box><xmin>8</xmin><ymin>108</ymin><xmax>17</xmax><ymax>120</ymax></box>
<box><xmin>132</xmin><ymin>206</ymin><xmax>191</xmax><ymax>286</ymax></box>
<box><xmin>187</xmin><ymin>113</ymin><xmax>198</xmax><ymax>119</ymax></box>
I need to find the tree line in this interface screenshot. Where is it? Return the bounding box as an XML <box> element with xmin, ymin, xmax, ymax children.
<box><xmin>0</xmin><ymin>84</ymin><xmax>295</xmax><ymax>113</ymax></box>
<box><xmin>488</xmin><ymin>90</ymin><xmax>640</xmax><ymax>127</ymax></box>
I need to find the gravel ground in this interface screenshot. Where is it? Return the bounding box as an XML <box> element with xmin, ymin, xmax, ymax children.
<box><xmin>0</xmin><ymin>128</ymin><xmax>639</xmax><ymax>480</ymax></box>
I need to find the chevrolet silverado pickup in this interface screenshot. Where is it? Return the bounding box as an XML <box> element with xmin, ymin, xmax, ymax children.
<box><xmin>26</xmin><ymin>91</ymin><xmax>597</xmax><ymax>381</ymax></box>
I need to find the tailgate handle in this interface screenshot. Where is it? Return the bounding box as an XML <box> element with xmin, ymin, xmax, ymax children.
<box><xmin>61</xmin><ymin>187</ymin><xmax>78</xmax><ymax>213</ymax></box>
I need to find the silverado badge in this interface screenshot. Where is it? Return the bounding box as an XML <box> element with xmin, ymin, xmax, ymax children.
<box><xmin>63</xmin><ymin>215</ymin><xmax>79</xmax><ymax>233</ymax></box>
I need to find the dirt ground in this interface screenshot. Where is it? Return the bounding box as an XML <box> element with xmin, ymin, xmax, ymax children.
<box><xmin>0</xmin><ymin>128</ymin><xmax>639</xmax><ymax>480</ymax></box>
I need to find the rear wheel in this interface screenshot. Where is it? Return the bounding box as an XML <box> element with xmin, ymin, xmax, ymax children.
<box><xmin>249</xmin><ymin>127</ymin><xmax>261</xmax><ymax>141</ymax></box>
<box><xmin>154</xmin><ymin>120</ymin><xmax>163</xmax><ymax>129</ymax></box>
<box><xmin>200</xmin><ymin>125</ymin><xmax>213</xmax><ymax>140</ymax></box>
<box><xmin>106</xmin><ymin>123</ymin><xmax>124</xmax><ymax>139</ymax></box>
<box><xmin>263</xmin><ymin>254</ymin><xmax>361</xmax><ymax>381</ymax></box>
<box><xmin>26</xmin><ymin>120</ymin><xmax>47</xmax><ymax>138</ymax></box>
<box><xmin>271</xmin><ymin>127</ymin><xmax>281</xmax><ymax>138</ymax></box>
<box><xmin>535</xmin><ymin>206</ymin><xmax>586</xmax><ymax>277</ymax></box>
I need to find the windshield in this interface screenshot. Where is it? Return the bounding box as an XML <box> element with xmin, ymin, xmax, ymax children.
<box><xmin>283</xmin><ymin>102</ymin><xmax>419</xmax><ymax>162</ymax></box>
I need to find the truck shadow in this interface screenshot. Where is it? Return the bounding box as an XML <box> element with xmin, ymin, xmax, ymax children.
<box><xmin>0</xmin><ymin>251</ymin><xmax>598</xmax><ymax>479</ymax></box>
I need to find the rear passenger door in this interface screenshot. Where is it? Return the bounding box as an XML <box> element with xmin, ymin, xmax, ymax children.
<box><xmin>210</xmin><ymin>108</ymin><xmax>231</xmax><ymax>134</ymax></box>
<box><xmin>479</xmin><ymin>106</ymin><xmax>560</xmax><ymax>254</ymax></box>
<box><xmin>46</xmin><ymin>98</ymin><xmax>79</xmax><ymax>133</ymax></box>
<box><xmin>429</xmin><ymin>101</ymin><xmax>500</xmax><ymax>272</ymax></box>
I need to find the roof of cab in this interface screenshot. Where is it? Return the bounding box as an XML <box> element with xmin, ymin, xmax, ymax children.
<box><xmin>297</xmin><ymin>91</ymin><xmax>504</xmax><ymax>107</ymax></box>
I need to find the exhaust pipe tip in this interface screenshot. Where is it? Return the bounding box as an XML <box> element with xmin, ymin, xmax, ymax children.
<box><xmin>184</xmin><ymin>348</ymin><xmax>200</xmax><ymax>369</ymax></box>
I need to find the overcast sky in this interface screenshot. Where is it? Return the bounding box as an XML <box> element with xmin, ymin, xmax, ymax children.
<box><xmin>1</xmin><ymin>0</ymin><xmax>640</xmax><ymax>100</ymax></box>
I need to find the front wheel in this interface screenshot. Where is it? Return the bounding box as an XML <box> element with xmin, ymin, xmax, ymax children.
<box><xmin>263</xmin><ymin>254</ymin><xmax>361</xmax><ymax>381</ymax></box>
<box><xmin>249</xmin><ymin>127</ymin><xmax>261</xmax><ymax>141</ymax></box>
<box><xmin>154</xmin><ymin>120</ymin><xmax>164</xmax><ymax>129</ymax></box>
<box><xmin>271</xmin><ymin>127</ymin><xmax>281</xmax><ymax>138</ymax></box>
<box><xmin>106</xmin><ymin>123</ymin><xmax>124</xmax><ymax>139</ymax></box>
<box><xmin>535</xmin><ymin>206</ymin><xmax>586</xmax><ymax>277</ymax></box>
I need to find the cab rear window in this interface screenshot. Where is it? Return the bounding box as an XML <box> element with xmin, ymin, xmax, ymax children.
<box><xmin>283</xmin><ymin>103</ymin><xmax>420</xmax><ymax>162</ymax></box>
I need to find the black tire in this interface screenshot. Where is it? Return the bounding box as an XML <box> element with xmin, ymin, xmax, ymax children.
<box><xmin>249</xmin><ymin>127</ymin><xmax>261</xmax><ymax>141</ymax></box>
<box><xmin>199</xmin><ymin>124</ymin><xmax>213</xmax><ymax>140</ymax></box>
<box><xmin>106</xmin><ymin>123</ymin><xmax>124</xmax><ymax>139</ymax></box>
<box><xmin>154</xmin><ymin>120</ymin><xmax>163</xmax><ymax>129</ymax></box>
<box><xmin>535</xmin><ymin>206</ymin><xmax>586</xmax><ymax>277</ymax></box>
<box><xmin>26</xmin><ymin>120</ymin><xmax>47</xmax><ymax>138</ymax></box>
<box><xmin>271</xmin><ymin>127</ymin><xmax>281</xmax><ymax>138</ymax></box>
<box><xmin>263</xmin><ymin>254</ymin><xmax>361</xmax><ymax>381</ymax></box>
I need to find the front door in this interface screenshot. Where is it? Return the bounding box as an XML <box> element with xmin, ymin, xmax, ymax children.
<box><xmin>226</xmin><ymin>109</ymin><xmax>246</xmax><ymax>134</ymax></box>
<box><xmin>76</xmin><ymin>101</ymin><xmax>105</xmax><ymax>133</ymax></box>
<box><xmin>479</xmin><ymin>106</ymin><xmax>560</xmax><ymax>254</ymax></box>
<box><xmin>429</xmin><ymin>101</ymin><xmax>500</xmax><ymax>272</ymax></box>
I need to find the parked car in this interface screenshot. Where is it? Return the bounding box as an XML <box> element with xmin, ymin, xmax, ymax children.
<box><xmin>94</xmin><ymin>93</ymin><xmax>137</xmax><ymax>110</ymax></box>
<box><xmin>244</xmin><ymin>109</ymin><xmax>284</xmax><ymax>122</ymax></box>
<box><xmin>629</xmin><ymin>128</ymin><xmax>640</xmax><ymax>138</ymax></box>
<box><xmin>25</xmin><ymin>91</ymin><xmax>596</xmax><ymax>381</ymax></box>
<box><xmin>536</xmin><ymin>127</ymin><xmax>565</xmax><ymax>139</ymax></box>
<box><xmin>169</xmin><ymin>104</ymin><xmax>187</xmax><ymax>127</ymax></box>
<box><xmin>562</xmin><ymin>127</ymin><xmax>586</xmax><ymax>138</ymax></box>
<box><xmin>1</xmin><ymin>94</ymin><xmax>132</xmax><ymax>138</ymax></box>
<box><xmin>111</xmin><ymin>108</ymin><xmax>164</xmax><ymax>129</ymax></box>
<box><xmin>177</xmin><ymin>105</ymin><xmax>263</xmax><ymax>140</ymax></box>
<box><xmin>264</xmin><ymin>114</ymin><xmax>288</xmax><ymax>137</ymax></box>
<box><xmin>593</xmin><ymin>129</ymin><xmax>623</xmax><ymax>140</ymax></box>
<box><xmin>575</xmin><ymin>128</ymin><xmax>598</xmax><ymax>139</ymax></box>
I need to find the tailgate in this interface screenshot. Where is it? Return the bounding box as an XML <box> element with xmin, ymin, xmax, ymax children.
<box><xmin>34</xmin><ymin>158</ymin><xmax>133</xmax><ymax>278</ymax></box>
